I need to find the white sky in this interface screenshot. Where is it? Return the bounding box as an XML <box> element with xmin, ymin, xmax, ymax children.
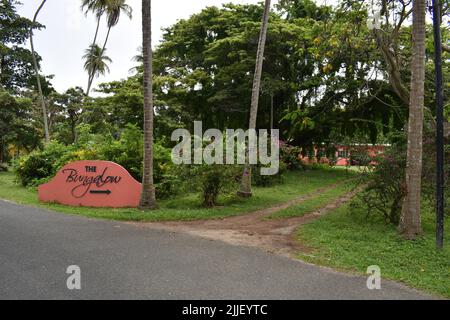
<box><xmin>17</xmin><ymin>0</ymin><xmax>277</xmax><ymax>95</ymax></box>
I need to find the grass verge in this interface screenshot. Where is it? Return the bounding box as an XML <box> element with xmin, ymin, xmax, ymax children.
<box><xmin>0</xmin><ymin>168</ymin><xmax>355</xmax><ymax>222</ymax></box>
<box><xmin>296</xmin><ymin>202</ymin><xmax>450</xmax><ymax>298</ymax></box>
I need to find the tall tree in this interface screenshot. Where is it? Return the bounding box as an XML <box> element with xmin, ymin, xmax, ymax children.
<box><xmin>30</xmin><ymin>0</ymin><xmax>49</xmax><ymax>143</ymax></box>
<box><xmin>53</xmin><ymin>87</ymin><xmax>85</xmax><ymax>144</ymax></box>
<box><xmin>398</xmin><ymin>0</ymin><xmax>426</xmax><ymax>238</ymax></box>
<box><xmin>0</xmin><ymin>0</ymin><xmax>40</xmax><ymax>91</ymax></box>
<box><xmin>139</xmin><ymin>0</ymin><xmax>156</xmax><ymax>209</ymax></box>
<box><xmin>238</xmin><ymin>0</ymin><xmax>271</xmax><ymax>197</ymax></box>
<box><xmin>81</xmin><ymin>0</ymin><xmax>108</xmax><ymax>95</ymax></box>
<box><xmin>0</xmin><ymin>88</ymin><xmax>40</xmax><ymax>163</ymax></box>
<box><xmin>83</xmin><ymin>0</ymin><xmax>132</xmax><ymax>96</ymax></box>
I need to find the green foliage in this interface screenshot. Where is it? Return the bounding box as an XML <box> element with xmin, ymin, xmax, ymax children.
<box><xmin>252</xmin><ymin>162</ymin><xmax>286</xmax><ymax>187</ymax></box>
<box><xmin>0</xmin><ymin>0</ymin><xmax>44</xmax><ymax>90</ymax></box>
<box><xmin>355</xmin><ymin>140</ymin><xmax>406</xmax><ymax>225</ymax></box>
<box><xmin>153</xmin><ymin>3</ymin><xmax>306</xmax><ymax>131</ymax></box>
<box><xmin>0</xmin><ymin>89</ymin><xmax>40</xmax><ymax>162</ymax></box>
<box><xmin>98</xmin><ymin>123</ymin><xmax>143</xmax><ymax>180</ymax></box>
<box><xmin>252</xmin><ymin>141</ymin><xmax>304</xmax><ymax>187</ymax></box>
<box><xmin>178</xmin><ymin>164</ymin><xmax>242</xmax><ymax>207</ymax></box>
<box><xmin>280</xmin><ymin>142</ymin><xmax>302</xmax><ymax>170</ymax></box>
<box><xmin>83</xmin><ymin>44</ymin><xmax>112</xmax><ymax>80</ymax></box>
<box><xmin>349</xmin><ymin>147</ymin><xmax>371</xmax><ymax>166</ymax></box>
<box><xmin>50</xmin><ymin>87</ymin><xmax>85</xmax><ymax>144</ymax></box>
<box><xmin>97</xmin><ymin>124</ymin><xmax>178</xmax><ymax>199</ymax></box>
<box><xmin>277</xmin><ymin>0</ymin><xmax>332</xmax><ymax>21</ymax></box>
<box><xmin>152</xmin><ymin>143</ymin><xmax>180</xmax><ymax>199</ymax></box>
<box><xmin>356</xmin><ymin>130</ymin><xmax>450</xmax><ymax>225</ymax></box>
<box><xmin>14</xmin><ymin>141</ymin><xmax>71</xmax><ymax>186</ymax></box>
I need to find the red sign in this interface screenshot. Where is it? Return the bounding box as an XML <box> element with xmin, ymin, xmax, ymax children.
<box><xmin>38</xmin><ymin>160</ymin><xmax>142</xmax><ymax>208</ymax></box>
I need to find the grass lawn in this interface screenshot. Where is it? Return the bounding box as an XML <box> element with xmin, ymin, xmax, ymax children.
<box><xmin>0</xmin><ymin>167</ymin><xmax>356</xmax><ymax>222</ymax></box>
<box><xmin>296</xmin><ymin>202</ymin><xmax>450</xmax><ymax>298</ymax></box>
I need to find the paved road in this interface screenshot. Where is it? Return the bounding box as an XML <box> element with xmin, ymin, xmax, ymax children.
<box><xmin>0</xmin><ymin>200</ymin><xmax>434</xmax><ymax>300</ymax></box>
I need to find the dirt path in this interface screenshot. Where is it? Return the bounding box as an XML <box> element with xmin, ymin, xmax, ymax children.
<box><xmin>132</xmin><ymin>182</ymin><xmax>362</xmax><ymax>258</ymax></box>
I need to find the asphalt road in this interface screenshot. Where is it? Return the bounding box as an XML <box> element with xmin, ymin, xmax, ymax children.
<box><xmin>0</xmin><ymin>199</ymin><xmax>434</xmax><ymax>300</ymax></box>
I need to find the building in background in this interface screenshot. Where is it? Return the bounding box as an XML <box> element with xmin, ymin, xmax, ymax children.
<box><xmin>299</xmin><ymin>144</ymin><xmax>388</xmax><ymax>167</ymax></box>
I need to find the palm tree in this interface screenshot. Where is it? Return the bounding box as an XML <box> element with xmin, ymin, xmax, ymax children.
<box><xmin>81</xmin><ymin>0</ymin><xmax>108</xmax><ymax>95</ymax></box>
<box><xmin>238</xmin><ymin>0</ymin><xmax>271</xmax><ymax>197</ymax></box>
<box><xmin>82</xmin><ymin>0</ymin><xmax>132</xmax><ymax>96</ymax></box>
<box><xmin>398</xmin><ymin>0</ymin><xmax>426</xmax><ymax>239</ymax></box>
<box><xmin>30</xmin><ymin>0</ymin><xmax>50</xmax><ymax>143</ymax></box>
<box><xmin>83</xmin><ymin>44</ymin><xmax>112</xmax><ymax>85</ymax></box>
<box><xmin>139</xmin><ymin>0</ymin><xmax>156</xmax><ymax>209</ymax></box>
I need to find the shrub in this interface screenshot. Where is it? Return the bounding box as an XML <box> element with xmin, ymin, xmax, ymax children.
<box><xmin>14</xmin><ymin>141</ymin><xmax>72</xmax><ymax>187</ymax></box>
<box><xmin>98</xmin><ymin>124</ymin><xmax>143</xmax><ymax>181</ymax></box>
<box><xmin>355</xmin><ymin>129</ymin><xmax>450</xmax><ymax>225</ymax></box>
<box><xmin>355</xmin><ymin>142</ymin><xmax>406</xmax><ymax>225</ymax></box>
<box><xmin>152</xmin><ymin>143</ymin><xmax>181</xmax><ymax>199</ymax></box>
<box><xmin>349</xmin><ymin>148</ymin><xmax>371</xmax><ymax>166</ymax></box>
<box><xmin>280</xmin><ymin>142</ymin><xmax>302</xmax><ymax>170</ymax></box>
<box><xmin>178</xmin><ymin>164</ymin><xmax>241</xmax><ymax>207</ymax></box>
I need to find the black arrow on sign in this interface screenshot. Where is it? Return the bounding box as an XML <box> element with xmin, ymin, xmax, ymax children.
<box><xmin>90</xmin><ymin>190</ymin><xmax>112</xmax><ymax>195</ymax></box>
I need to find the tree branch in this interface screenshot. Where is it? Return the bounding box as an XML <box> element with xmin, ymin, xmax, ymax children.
<box><xmin>442</xmin><ymin>43</ymin><xmax>450</xmax><ymax>53</ymax></box>
<box><xmin>374</xmin><ymin>29</ymin><xmax>410</xmax><ymax>105</ymax></box>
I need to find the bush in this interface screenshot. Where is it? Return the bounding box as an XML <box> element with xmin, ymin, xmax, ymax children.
<box><xmin>280</xmin><ymin>142</ymin><xmax>302</xmax><ymax>170</ymax></box>
<box><xmin>355</xmin><ymin>141</ymin><xmax>406</xmax><ymax>225</ymax></box>
<box><xmin>14</xmin><ymin>141</ymin><xmax>72</xmax><ymax>187</ymax></box>
<box><xmin>349</xmin><ymin>149</ymin><xmax>371</xmax><ymax>166</ymax></box>
<box><xmin>152</xmin><ymin>143</ymin><xmax>181</xmax><ymax>199</ymax></box>
<box><xmin>0</xmin><ymin>163</ymin><xmax>8</xmax><ymax>172</ymax></box>
<box><xmin>98</xmin><ymin>124</ymin><xmax>143</xmax><ymax>181</ymax></box>
<box><xmin>178</xmin><ymin>164</ymin><xmax>241</xmax><ymax>207</ymax></box>
<box><xmin>356</xmin><ymin>129</ymin><xmax>450</xmax><ymax>225</ymax></box>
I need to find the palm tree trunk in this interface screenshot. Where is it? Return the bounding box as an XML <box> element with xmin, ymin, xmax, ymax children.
<box><xmin>398</xmin><ymin>0</ymin><xmax>426</xmax><ymax>239</ymax></box>
<box><xmin>139</xmin><ymin>0</ymin><xmax>157</xmax><ymax>209</ymax></box>
<box><xmin>100</xmin><ymin>26</ymin><xmax>112</xmax><ymax>55</ymax></box>
<box><xmin>30</xmin><ymin>0</ymin><xmax>49</xmax><ymax>143</ymax></box>
<box><xmin>238</xmin><ymin>0</ymin><xmax>271</xmax><ymax>197</ymax></box>
<box><xmin>86</xmin><ymin>25</ymin><xmax>112</xmax><ymax>96</ymax></box>
<box><xmin>86</xmin><ymin>73</ymin><xmax>94</xmax><ymax>97</ymax></box>
<box><xmin>92</xmin><ymin>14</ymin><xmax>101</xmax><ymax>46</ymax></box>
<box><xmin>86</xmin><ymin>15</ymin><xmax>102</xmax><ymax>96</ymax></box>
